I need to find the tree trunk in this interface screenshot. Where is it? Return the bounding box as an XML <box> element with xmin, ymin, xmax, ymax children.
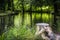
<box><xmin>11</xmin><ymin>0</ymin><xmax>14</xmax><ymax>11</ymax></box>
<box><xmin>8</xmin><ymin>0</ymin><xmax>11</xmax><ymax>10</ymax></box>
<box><xmin>53</xmin><ymin>0</ymin><xmax>58</xmax><ymax>32</ymax></box>
<box><xmin>21</xmin><ymin>0</ymin><xmax>24</xmax><ymax>25</ymax></box>
<box><xmin>30</xmin><ymin>3</ymin><xmax>32</xmax><ymax>27</ymax></box>
<box><xmin>0</xmin><ymin>16</ymin><xmax>5</xmax><ymax>35</ymax></box>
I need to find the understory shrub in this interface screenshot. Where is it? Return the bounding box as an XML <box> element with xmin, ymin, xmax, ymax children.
<box><xmin>0</xmin><ymin>25</ymin><xmax>43</xmax><ymax>40</ymax></box>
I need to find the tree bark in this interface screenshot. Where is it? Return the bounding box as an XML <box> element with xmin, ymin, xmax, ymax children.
<box><xmin>8</xmin><ymin>0</ymin><xmax>11</xmax><ymax>10</ymax></box>
<box><xmin>30</xmin><ymin>2</ymin><xmax>32</xmax><ymax>27</ymax></box>
<box><xmin>0</xmin><ymin>16</ymin><xmax>5</xmax><ymax>35</ymax></box>
<box><xmin>53</xmin><ymin>0</ymin><xmax>58</xmax><ymax>32</ymax></box>
<box><xmin>21</xmin><ymin>0</ymin><xmax>24</xmax><ymax>25</ymax></box>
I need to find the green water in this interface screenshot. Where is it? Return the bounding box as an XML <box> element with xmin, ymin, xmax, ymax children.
<box><xmin>14</xmin><ymin>12</ymin><xmax>53</xmax><ymax>26</ymax></box>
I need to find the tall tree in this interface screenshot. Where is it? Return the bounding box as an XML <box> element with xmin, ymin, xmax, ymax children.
<box><xmin>53</xmin><ymin>0</ymin><xmax>58</xmax><ymax>32</ymax></box>
<box><xmin>21</xmin><ymin>0</ymin><xmax>25</xmax><ymax>25</ymax></box>
<box><xmin>30</xmin><ymin>1</ymin><xmax>32</xmax><ymax>27</ymax></box>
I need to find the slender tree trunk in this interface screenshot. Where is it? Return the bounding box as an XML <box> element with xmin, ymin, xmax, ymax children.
<box><xmin>41</xmin><ymin>7</ymin><xmax>42</xmax><ymax>23</ymax></box>
<box><xmin>53</xmin><ymin>0</ymin><xmax>58</xmax><ymax>32</ymax></box>
<box><xmin>30</xmin><ymin>13</ymin><xmax>32</xmax><ymax>27</ymax></box>
<box><xmin>8</xmin><ymin>15</ymin><xmax>11</xmax><ymax>26</ymax></box>
<box><xmin>21</xmin><ymin>0</ymin><xmax>24</xmax><ymax>25</ymax></box>
<box><xmin>11</xmin><ymin>0</ymin><xmax>14</xmax><ymax>11</ymax></box>
<box><xmin>8</xmin><ymin>0</ymin><xmax>11</xmax><ymax>10</ymax></box>
<box><xmin>40</xmin><ymin>0</ymin><xmax>43</xmax><ymax>23</ymax></box>
<box><xmin>34</xmin><ymin>13</ymin><xmax>36</xmax><ymax>24</ymax></box>
<box><xmin>0</xmin><ymin>16</ymin><xmax>5</xmax><ymax>35</ymax></box>
<box><xmin>30</xmin><ymin>3</ymin><xmax>32</xmax><ymax>27</ymax></box>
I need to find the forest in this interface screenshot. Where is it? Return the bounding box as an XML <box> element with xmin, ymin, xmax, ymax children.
<box><xmin>0</xmin><ymin>0</ymin><xmax>60</xmax><ymax>40</ymax></box>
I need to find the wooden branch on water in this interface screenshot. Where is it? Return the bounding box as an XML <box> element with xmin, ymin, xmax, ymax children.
<box><xmin>14</xmin><ymin>10</ymin><xmax>51</xmax><ymax>13</ymax></box>
<box><xmin>0</xmin><ymin>11</ymin><xmax>19</xmax><ymax>16</ymax></box>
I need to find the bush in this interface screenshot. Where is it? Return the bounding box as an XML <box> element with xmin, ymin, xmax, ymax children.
<box><xmin>1</xmin><ymin>25</ymin><xmax>36</xmax><ymax>40</ymax></box>
<box><xmin>0</xmin><ymin>25</ymin><xmax>43</xmax><ymax>40</ymax></box>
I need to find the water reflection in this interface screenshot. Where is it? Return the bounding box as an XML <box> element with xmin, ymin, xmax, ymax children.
<box><xmin>14</xmin><ymin>12</ymin><xmax>53</xmax><ymax>27</ymax></box>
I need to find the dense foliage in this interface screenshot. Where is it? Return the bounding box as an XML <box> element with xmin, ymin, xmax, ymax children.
<box><xmin>0</xmin><ymin>0</ymin><xmax>60</xmax><ymax>40</ymax></box>
<box><xmin>0</xmin><ymin>25</ymin><xmax>42</xmax><ymax>40</ymax></box>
